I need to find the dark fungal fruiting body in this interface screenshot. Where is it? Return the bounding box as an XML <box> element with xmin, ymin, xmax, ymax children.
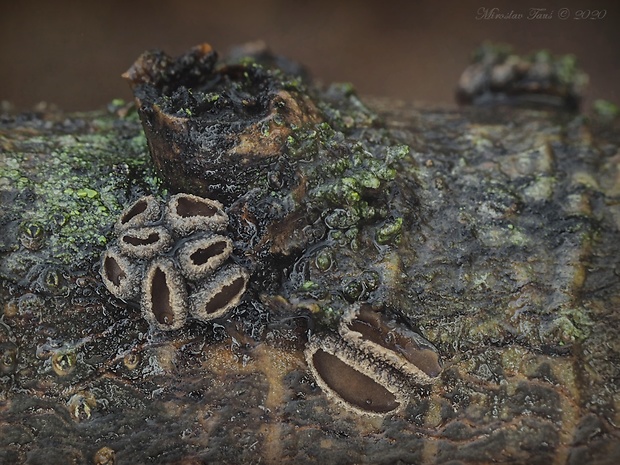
<box><xmin>165</xmin><ymin>193</ymin><xmax>228</xmax><ymax>235</ymax></box>
<box><xmin>115</xmin><ymin>195</ymin><xmax>161</xmax><ymax>232</ymax></box>
<box><xmin>304</xmin><ymin>305</ymin><xmax>442</xmax><ymax>416</ymax></box>
<box><xmin>100</xmin><ymin>246</ymin><xmax>142</xmax><ymax>301</ymax></box>
<box><xmin>141</xmin><ymin>258</ymin><xmax>188</xmax><ymax>331</ymax></box>
<box><xmin>340</xmin><ymin>304</ymin><xmax>442</xmax><ymax>383</ymax></box>
<box><xmin>100</xmin><ymin>194</ymin><xmax>249</xmax><ymax>330</ymax></box>
<box><xmin>190</xmin><ymin>265</ymin><xmax>249</xmax><ymax>321</ymax></box>
<box><xmin>118</xmin><ymin>226</ymin><xmax>172</xmax><ymax>259</ymax></box>
<box><xmin>175</xmin><ymin>234</ymin><xmax>232</xmax><ymax>280</ymax></box>
<box><xmin>305</xmin><ymin>335</ymin><xmax>409</xmax><ymax>416</ymax></box>
<box><xmin>311</xmin><ymin>349</ymin><xmax>398</xmax><ymax>414</ymax></box>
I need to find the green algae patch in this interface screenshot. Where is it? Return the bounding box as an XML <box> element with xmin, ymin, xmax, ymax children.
<box><xmin>0</xmin><ymin>110</ymin><xmax>162</xmax><ymax>285</ymax></box>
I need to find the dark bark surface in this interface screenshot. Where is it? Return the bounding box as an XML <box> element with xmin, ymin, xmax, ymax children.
<box><xmin>1</xmin><ymin>98</ymin><xmax>619</xmax><ymax>464</ymax></box>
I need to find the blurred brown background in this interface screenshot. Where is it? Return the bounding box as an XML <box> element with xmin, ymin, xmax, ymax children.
<box><xmin>1</xmin><ymin>0</ymin><xmax>619</xmax><ymax>112</ymax></box>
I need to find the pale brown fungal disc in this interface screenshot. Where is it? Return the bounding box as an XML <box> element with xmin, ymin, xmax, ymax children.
<box><xmin>118</xmin><ymin>226</ymin><xmax>173</xmax><ymax>259</ymax></box>
<box><xmin>141</xmin><ymin>258</ymin><xmax>188</xmax><ymax>331</ymax></box>
<box><xmin>93</xmin><ymin>446</ymin><xmax>116</xmax><ymax>465</ymax></box>
<box><xmin>304</xmin><ymin>334</ymin><xmax>409</xmax><ymax>416</ymax></box>
<box><xmin>123</xmin><ymin>353</ymin><xmax>140</xmax><ymax>371</ymax></box>
<box><xmin>190</xmin><ymin>265</ymin><xmax>249</xmax><ymax>321</ymax></box>
<box><xmin>67</xmin><ymin>391</ymin><xmax>97</xmax><ymax>422</ymax></box>
<box><xmin>165</xmin><ymin>193</ymin><xmax>228</xmax><ymax>235</ymax></box>
<box><xmin>339</xmin><ymin>304</ymin><xmax>442</xmax><ymax>383</ymax></box>
<box><xmin>114</xmin><ymin>195</ymin><xmax>161</xmax><ymax>232</ymax></box>
<box><xmin>100</xmin><ymin>246</ymin><xmax>142</xmax><ymax>301</ymax></box>
<box><xmin>51</xmin><ymin>349</ymin><xmax>77</xmax><ymax>376</ymax></box>
<box><xmin>175</xmin><ymin>234</ymin><xmax>233</xmax><ymax>280</ymax></box>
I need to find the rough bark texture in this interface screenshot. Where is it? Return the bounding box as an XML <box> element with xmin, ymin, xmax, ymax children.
<box><xmin>1</xmin><ymin>96</ymin><xmax>619</xmax><ymax>464</ymax></box>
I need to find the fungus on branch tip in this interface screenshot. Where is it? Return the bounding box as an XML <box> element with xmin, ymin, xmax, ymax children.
<box><xmin>124</xmin><ymin>43</ymin><xmax>323</xmax><ymax>204</ymax></box>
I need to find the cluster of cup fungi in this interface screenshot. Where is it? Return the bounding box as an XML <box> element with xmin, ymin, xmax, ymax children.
<box><xmin>100</xmin><ymin>193</ymin><xmax>442</xmax><ymax>415</ymax></box>
<box><xmin>100</xmin><ymin>193</ymin><xmax>248</xmax><ymax>331</ymax></box>
<box><xmin>305</xmin><ymin>303</ymin><xmax>443</xmax><ymax>416</ymax></box>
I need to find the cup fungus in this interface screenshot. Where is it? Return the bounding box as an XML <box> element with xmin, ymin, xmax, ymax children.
<box><xmin>175</xmin><ymin>234</ymin><xmax>233</xmax><ymax>281</ymax></box>
<box><xmin>118</xmin><ymin>226</ymin><xmax>172</xmax><ymax>259</ymax></box>
<box><xmin>100</xmin><ymin>247</ymin><xmax>142</xmax><ymax>301</ymax></box>
<box><xmin>165</xmin><ymin>193</ymin><xmax>229</xmax><ymax>235</ymax></box>
<box><xmin>305</xmin><ymin>335</ymin><xmax>409</xmax><ymax>416</ymax></box>
<box><xmin>190</xmin><ymin>265</ymin><xmax>249</xmax><ymax>321</ymax></box>
<box><xmin>141</xmin><ymin>258</ymin><xmax>188</xmax><ymax>331</ymax></box>
<box><xmin>339</xmin><ymin>304</ymin><xmax>442</xmax><ymax>383</ymax></box>
<box><xmin>115</xmin><ymin>195</ymin><xmax>161</xmax><ymax>232</ymax></box>
<box><xmin>100</xmin><ymin>194</ymin><xmax>249</xmax><ymax>331</ymax></box>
